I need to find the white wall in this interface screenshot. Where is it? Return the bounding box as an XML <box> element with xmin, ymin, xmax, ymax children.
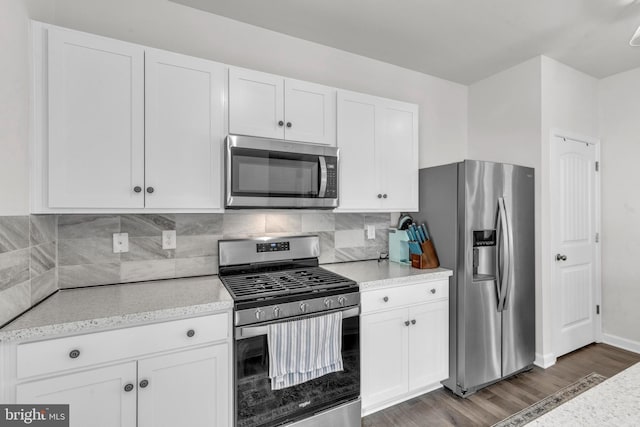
<box><xmin>540</xmin><ymin>57</ymin><xmax>599</xmax><ymax>362</ymax></box>
<box><xmin>598</xmin><ymin>67</ymin><xmax>640</xmax><ymax>349</ymax></box>
<box><xmin>467</xmin><ymin>57</ymin><xmax>546</xmax><ymax>359</ymax></box>
<box><xmin>26</xmin><ymin>0</ymin><xmax>467</xmax><ymax>169</ymax></box>
<box><xmin>0</xmin><ymin>0</ymin><xmax>30</xmax><ymax>216</ymax></box>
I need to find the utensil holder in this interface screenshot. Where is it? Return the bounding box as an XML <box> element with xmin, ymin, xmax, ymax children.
<box><xmin>410</xmin><ymin>240</ymin><xmax>440</xmax><ymax>269</ymax></box>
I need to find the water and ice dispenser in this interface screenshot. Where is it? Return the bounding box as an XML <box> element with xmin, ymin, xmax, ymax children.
<box><xmin>472</xmin><ymin>230</ymin><xmax>496</xmax><ymax>281</ymax></box>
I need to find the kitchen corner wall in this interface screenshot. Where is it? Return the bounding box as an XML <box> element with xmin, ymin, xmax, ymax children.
<box><xmin>56</xmin><ymin>212</ymin><xmax>391</xmax><ymax>288</ymax></box>
<box><xmin>0</xmin><ymin>215</ymin><xmax>57</xmax><ymax>325</ymax></box>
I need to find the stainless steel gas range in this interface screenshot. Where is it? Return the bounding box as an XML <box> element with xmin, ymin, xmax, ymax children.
<box><xmin>218</xmin><ymin>235</ymin><xmax>361</xmax><ymax>427</ymax></box>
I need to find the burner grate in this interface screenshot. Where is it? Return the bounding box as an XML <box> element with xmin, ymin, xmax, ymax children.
<box><xmin>221</xmin><ymin>267</ymin><xmax>354</xmax><ymax>301</ymax></box>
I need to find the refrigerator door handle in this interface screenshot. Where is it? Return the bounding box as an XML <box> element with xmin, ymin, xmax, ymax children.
<box><xmin>496</xmin><ymin>197</ymin><xmax>511</xmax><ymax>312</ymax></box>
<box><xmin>501</xmin><ymin>197</ymin><xmax>515</xmax><ymax>311</ymax></box>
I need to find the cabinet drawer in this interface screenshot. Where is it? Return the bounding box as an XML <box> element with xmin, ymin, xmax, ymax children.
<box><xmin>17</xmin><ymin>313</ymin><xmax>229</xmax><ymax>379</ymax></box>
<box><xmin>361</xmin><ymin>279</ymin><xmax>448</xmax><ymax>314</ymax></box>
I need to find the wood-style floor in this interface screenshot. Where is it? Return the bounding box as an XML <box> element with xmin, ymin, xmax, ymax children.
<box><xmin>362</xmin><ymin>343</ymin><xmax>640</xmax><ymax>427</ymax></box>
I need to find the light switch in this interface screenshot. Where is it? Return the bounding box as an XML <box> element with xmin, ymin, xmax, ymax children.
<box><xmin>113</xmin><ymin>233</ymin><xmax>129</xmax><ymax>253</ymax></box>
<box><xmin>367</xmin><ymin>225</ymin><xmax>376</xmax><ymax>240</ymax></box>
<box><xmin>162</xmin><ymin>230</ymin><xmax>177</xmax><ymax>250</ymax></box>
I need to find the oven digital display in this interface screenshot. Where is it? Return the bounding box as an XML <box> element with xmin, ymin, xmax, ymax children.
<box><xmin>256</xmin><ymin>241</ymin><xmax>290</xmax><ymax>253</ymax></box>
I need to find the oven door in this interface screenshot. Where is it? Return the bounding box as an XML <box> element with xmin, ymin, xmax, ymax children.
<box><xmin>234</xmin><ymin>308</ymin><xmax>360</xmax><ymax>427</ymax></box>
<box><xmin>226</xmin><ymin>135</ymin><xmax>338</xmax><ymax>209</ymax></box>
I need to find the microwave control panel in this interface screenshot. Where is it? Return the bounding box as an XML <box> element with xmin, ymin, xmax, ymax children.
<box><xmin>325</xmin><ymin>158</ymin><xmax>338</xmax><ymax>198</ymax></box>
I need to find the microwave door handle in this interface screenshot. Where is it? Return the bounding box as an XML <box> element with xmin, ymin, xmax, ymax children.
<box><xmin>318</xmin><ymin>156</ymin><xmax>328</xmax><ymax>197</ymax></box>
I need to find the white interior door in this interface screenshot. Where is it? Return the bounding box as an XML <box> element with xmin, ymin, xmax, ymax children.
<box><xmin>551</xmin><ymin>135</ymin><xmax>599</xmax><ymax>357</ymax></box>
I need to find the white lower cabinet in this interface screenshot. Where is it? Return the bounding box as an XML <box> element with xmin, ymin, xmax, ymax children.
<box><xmin>17</xmin><ymin>362</ymin><xmax>137</xmax><ymax>427</ymax></box>
<box><xmin>360</xmin><ymin>279</ymin><xmax>449</xmax><ymax>415</ymax></box>
<box><xmin>7</xmin><ymin>314</ymin><xmax>231</xmax><ymax>427</ymax></box>
<box><xmin>138</xmin><ymin>345</ymin><xmax>229</xmax><ymax>427</ymax></box>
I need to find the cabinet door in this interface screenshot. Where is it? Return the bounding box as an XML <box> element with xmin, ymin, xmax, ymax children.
<box><xmin>361</xmin><ymin>308</ymin><xmax>409</xmax><ymax>410</ymax></box>
<box><xmin>284</xmin><ymin>79</ymin><xmax>336</xmax><ymax>145</ymax></box>
<box><xmin>137</xmin><ymin>344</ymin><xmax>230</xmax><ymax>427</ymax></box>
<box><xmin>47</xmin><ymin>28</ymin><xmax>144</xmax><ymax>209</ymax></box>
<box><xmin>229</xmin><ymin>67</ymin><xmax>284</xmax><ymax>139</ymax></box>
<box><xmin>16</xmin><ymin>362</ymin><xmax>137</xmax><ymax>427</ymax></box>
<box><xmin>145</xmin><ymin>50</ymin><xmax>225</xmax><ymax>209</ymax></box>
<box><xmin>378</xmin><ymin>100</ymin><xmax>419</xmax><ymax>211</ymax></box>
<box><xmin>408</xmin><ymin>300</ymin><xmax>449</xmax><ymax>391</ymax></box>
<box><xmin>336</xmin><ymin>91</ymin><xmax>382</xmax><ymax>210</ymax></box>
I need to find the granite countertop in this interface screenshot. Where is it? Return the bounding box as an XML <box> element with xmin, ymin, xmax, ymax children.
<box><xmin>322</xmin><ymin>260</ymin><xmax>452</xmax><ymax>290</ymax></box>
<box><xmin>0</xmin><ymin>275</ymin><xmax>232</xmax><ymax>342</ymax></box>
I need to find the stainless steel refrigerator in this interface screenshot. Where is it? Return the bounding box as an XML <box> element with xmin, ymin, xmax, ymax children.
<box><xmin>415</xmin><ymin>160</ymin><xmax>535</xmax><ymax>397</ymax></box>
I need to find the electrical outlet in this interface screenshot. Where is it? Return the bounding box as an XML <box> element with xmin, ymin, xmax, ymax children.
<box><xmin>113</xmin><ymin>233</ymin><xmax>129</xmax><ymax>253</ymax></box>
<box><xmin>367</xmin><ymin>225</ymin><xmax>376</xmax><ymax>240</ymax></box>
<box><xmin>162</xmin><ymin>230</ymin><xmax>177</xmax><ymax>250</ymax></box>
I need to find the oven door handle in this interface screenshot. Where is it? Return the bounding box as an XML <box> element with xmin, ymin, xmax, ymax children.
<box><xmin>318</xmin><ymin>156</ymin><xmax>328</xmax><ymax>198</ymax></box>
<box><xmin>236</xmin><ymin>306</ymin><xmax>359</xmax><ymax>339</ymax></box>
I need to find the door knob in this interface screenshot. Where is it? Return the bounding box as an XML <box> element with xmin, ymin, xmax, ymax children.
<box><xmin>556</xmin><ymin>254</ymin><xmax>567</xmax><ymax>261</ymax></box>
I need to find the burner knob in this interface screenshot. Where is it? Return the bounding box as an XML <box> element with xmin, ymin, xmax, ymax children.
<box><xmin>324</xmin><ymin>298</ymin><xmax>333</xmax><ymax>308</ymax></box>
<box><xmin>273</xmin><ymin>306</ymin><xmax>281</xmax><ymax>318</ymax></box>
<box><xmin>300</xmin><ymin>303</ymin><xmax>308</xmax><ymax>313</ymax></box>
<box><xmin>338</xmin><ymin>296</ymin><xmax>347</xmax><ymax>306</ymax></box>
<box><xmin>255</xmin><ymin>309</ymin><xmax>265</xmax><ymax>320</ymax></box>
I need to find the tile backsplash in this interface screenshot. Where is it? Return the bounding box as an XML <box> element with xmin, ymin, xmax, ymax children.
<box><xmin>0</xmin><ymin>215</ymin><xmax>57</xmax><ymax>325</ymax></box>
<box><xmin>57</xmin><ymin>212</ymin><xmax>391</xmax><ymax>288</ymax></box>
<box><xmin>0</xmin><ymin>212</ymin><xmax>391</xmax><ymax>324</ymax></box>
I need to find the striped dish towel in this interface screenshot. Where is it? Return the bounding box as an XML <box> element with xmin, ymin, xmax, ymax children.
<box><xmin>267</xmin><ymin>311</ymin><xmax>344</xmax><ymax>390</ymax></box>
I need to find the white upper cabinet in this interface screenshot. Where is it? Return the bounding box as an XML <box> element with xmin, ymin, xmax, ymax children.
<box><xmin>337</xmin><ymin>90</ymin><xmax>419</xmax><ymax>212</ymax></box>
<box><xmin>228</xmin><ymin>67</ymin><xmax>284</xmax><ymax>140</ymax></box>
<box><xmin>283</xmin><ymin>78</ymin><xmax>336</xmax><ymax>145</ymax></box>
<box><xmin>229</xmin><ymin>67</ymin><xmax>336</xmax><ymax>145</ymax></box>
<box><xmin>47</xmin><ymin>27</ymin><xmax>145</xmax><ymax>209</ymax></box>
<box><xmin>33</xmin><ymin>23</ymin><xmax>227</xmax><ymax>212</ymax></box>
<box><xmin>144</xmin><ymin>49</ymin><xmax>226</xmax><ymax>210</ymax></box>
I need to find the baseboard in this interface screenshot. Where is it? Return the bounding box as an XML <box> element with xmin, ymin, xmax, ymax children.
<box><xmin>602</xmin><ymin>333</ymin><xmax>640</xmax><ymax>354</ymax></box>
<box><xmin>534</xmin><ymin>352</ymin><xmax>556</xmax><ymax>369</ymax></box>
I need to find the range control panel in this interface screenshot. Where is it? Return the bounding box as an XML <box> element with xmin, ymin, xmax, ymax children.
<box><xmin>256</xmin><ymin>241</ymin><xmax>290</xmax><ymax>253</ymax></box>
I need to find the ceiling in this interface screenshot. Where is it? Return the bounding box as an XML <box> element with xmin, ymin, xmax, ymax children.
<box><xmin>170</xmin><ymin>0</ymin><xmax>640</xmax><ymax>84</ymax></box>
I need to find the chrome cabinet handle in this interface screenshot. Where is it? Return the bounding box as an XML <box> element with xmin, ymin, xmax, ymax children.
<box><xmin>430</xmin><ymin>288</ymin><xmax>436</xmax><ymax>294</ymax></box>
<box><xmin>186</xmin><ymin>329</ymin><xmax>195</xmax><ymax>338</ymax></box>
<box><xmin>286</xmin><ymin>122</ymin><xmax>292</xmax><ymax>128</ymax></box>
<box><xmin>383</xmin><ymin>194</ymin><xmax>388</xmax><ymax>199</ymax></box>
<box><xmin>556</xmin><ymin>254</ymin><xmax>567</xmax><ymax>261</ymax></box>
<box><xmin>383</xmin><ymin>296</ymin><xmax>389</xmax><ymax>302</ymax></box>
<box><xmin>139</xmin><ymin>379</ymin><xmax>149</xmax><ymax>388</ymax></box>
<box><xmin>124</xmin><ymin>383</ymin><xmax>134</xmax><ymax>392</ymax></box>
<box><xmin>133</xmin><ymin>186</ymin><xmax>142</xmax><ymax>193</ymax></box>
<box><xmin>278</xmin><ymin>120</ymin><xmax>284</xmax><ymax>127</ymax></box>
<box><xmin>404</xmin><ymin>320</ymin><xmax>410</xmax><ymax>326</ymax></box>
<box><xmin>411</xmin><ymin>319</ymin><xmax>416</xmax><ymax>325</ymax></box>
<box><xmin>69</xmin><ymin>349</ymin><xmax>80</xmax><ymax>359</ymax></box>
<box><xmin>146</xmin><ymin>187</ymin><xmax>154</xmax><ymax>194</ymax></box>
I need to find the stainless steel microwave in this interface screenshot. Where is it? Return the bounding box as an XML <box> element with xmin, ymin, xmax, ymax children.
<box><xmin>225</xmin><ymin>135</ymin><xmax>339</xmax><ymax>209</ymax></box>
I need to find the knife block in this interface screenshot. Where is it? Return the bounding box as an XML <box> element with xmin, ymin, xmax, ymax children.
<box><xmin>410</xmin><ymin>240</ymin><xmax>440</xmax><ymax>269</ymax></box>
